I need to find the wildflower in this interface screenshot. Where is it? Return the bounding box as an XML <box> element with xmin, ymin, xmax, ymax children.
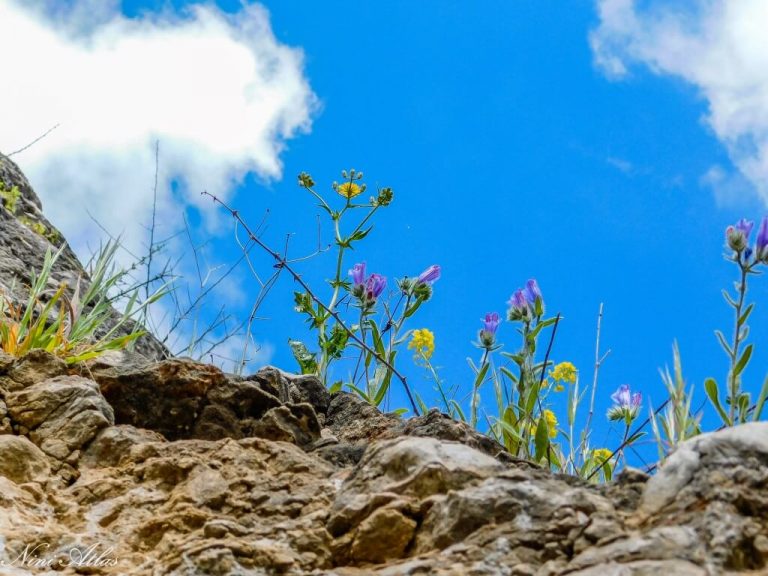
<box><xmin>550</xmin><ymin>361</ymin><xmax>577</xmax><ymax>391</ymax></box>
<box><xmin>479</xmin><ymin>312</ymin><xmax>500</xmax><ymax>348</ymax></box>
<box><xmin>349</xmin><ymin>265</ymin><xmax>386</xmax><ymax>307</ymax></box>
<box><xmin>524</xmin><ymin>279</ymin><xmax>542</xmax><ymax>304</ymax></box>
<box><xmin>607</xmin><ymin>384</ymin><xmax>642</xmax><ymax>423</ymax></box>
<box><xmin>409</xmin><ymin>328</ymin><xmax>435</xmax><ymax>361</ymax></box>
<box><xmin>365</xmin><ymin>273</ymin><xmax>387</xmax><ymax>301</ymax></box>
<box><xmin>592</xmin><ymin>448</ymin><xmax>613</xmax><ymax>463</ymax></box>
<box><xmin>337</xmin><ymin>182</ymin><xmax>362</xmax><ymax>199</ymax></box>
<box><xmin>756</xmin><ymin>216</ymin><xmax>768</xmax><ymax>263</ymax></box>
<box><xmin>507</xmin><ymin>289</ymin><xmax>530</xmax><ymax>322</ymax></box>
<box><xmin>726</xmin><ymin>218</ymin><xmax>754</xmax><ymax>253</ymax></box>
<box><xmin>417</xmin><ymin>265</ymin><xmax>441</xmax><ymax>285</ymax></box>
<box><xmin>349</xmin><ymin>262</ymin><xmax>366</xmax><ymax>287</ymax></box>
<box><xmin>411</xmin><ymin>265</ymin><xmax>441</xmax><ymax>301</ymax></box>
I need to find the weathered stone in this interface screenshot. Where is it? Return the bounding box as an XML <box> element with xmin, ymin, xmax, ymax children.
<box><xmin>93</xmin><ymin>358</ymin><xmax>226</xmax><ymax>440</ymax></box>
<box><xmin>250</xmin><ymin>403</ymin><xmax>322</xmax><ymax>447</ymax></box>
<box><xmin>350</xmin><ymin>506</ymin><xmax>417</xmax><ymax>563</ymax></box>
<box><xmin>328</xmin><ymin>436</ymin><xmax>504</xmax><ymax>539</ymax></box>
<box><xmin>81</xmin><ymin>425</ymin><xmax>166</xmax><ymax>468</ymax></box>
<box><xmin>6</xmin><ymin>349</ymin><xmax>67</xmax><ymax>390</ymax></box>
<box><xmin>0</xmin><ymin>434</ymin><xmax>50</xmax><ymax>483</ymax></box>
<box><xmin>7</xmin><ymin>375</ymin><xmax>114</xmax><ymax>462</ymax></box>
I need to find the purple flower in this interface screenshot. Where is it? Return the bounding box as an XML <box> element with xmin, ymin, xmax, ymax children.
<box><xmin>524</xmin><ymin>279</ymin><xmax>542</xmax><ymax>305</ymax></box>
<box><xmin>479</xmin><ymin>312</ymin><xmax>500</xmax><ymax>348</ymax></box>
<box><xmin>417</xmin><ymin>265</ymin><xmax>441</xmax><ymax>285</ymax></box>
<box><xmin>737</xmin><ymin>218</ymin><xmax>755</xmax><ymax>238</ymax></box>
<box><xmin>482</xmin><ymin>312</ymin><xmax>501</xmax><ymax>335</ymax></box>
<box><xmin>349</xmin><ymin>262</ymin><xmax>366</xmax><ymax>286</ymax></box>
<box><xmin>608</xmin><ymin>384</ymin><xmax>642</xmax><ymax>423</ymax></box>
<box><xmin>611</xmin><ymin>384</ymin><xmax>641</xmax><ymax>409</ymax></box>
<box><xmin>756</xmin><ymin>217</ymin><xmax>768</xmax><ymax>262</ymax></box>
<box><xmin>726</xmin><ymin>219</ymin><xmax>754</xmax><ymax>253</ymax></box>
<box><xmin>509</xmin><ymin>289</ymin><xmax>528</xmax><ymax>313</ymax></box>
<box><xmin>365</xmin><ymin>273</ymin><xmax>387</xmax><ymax>300</ymax></box>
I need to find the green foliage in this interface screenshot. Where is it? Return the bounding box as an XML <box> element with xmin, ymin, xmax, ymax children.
<box><xmin>650</xmin><ymin>343</ymin><xmax>701</xmax><ymax>461</ymax></box>
<box><xmin>0</xmin><ymin>241</ymin><xmax>167</xmax><ymax>363</ymax></box>
<box><xmin>0</xmin><ymin>182</ymin><xmax>21</xmax><ymax>214</ymax></box>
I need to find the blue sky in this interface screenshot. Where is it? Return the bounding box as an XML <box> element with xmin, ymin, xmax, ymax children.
<box><xmin>3</xmin><ymin>0</ymin><xmax>768</xmax><ymax>467</ymax></box>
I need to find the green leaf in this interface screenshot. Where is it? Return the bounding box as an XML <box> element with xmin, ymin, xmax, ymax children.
<box><xmin>349</xmin><ymin>225</ymin><xmax>373</xmax><ymax>242</ymax></box>
<box><xmin>288</xmin><ymin>339</ymin><xmax>318</xmax><ymax>375</ymax></box>
<box><xmin>449</xmin><ymin>399</ymin><xmax>467</xmax><ymax>422</ymax></box>
<box><xmin>329</xmin><ymin>381</ymin><xmax>343</xmax><ymax>394</ymax></box>
<box><xmin>722</xmin><ymin>289</ymin><xmax>738</xmax><ymax>308</ymax></box>
<box><xmin>403</xmin><ymin>297</ymin><xmax>424</xmax><ymax>319</ymax></box>
<box><xmin>753</xmin><ymin>374</ymin><xmax>768</xmax><ymax>421</ymax></box>
<box><xmin>734</xmin><ymin>344</ymin><xmax>753</xmax><ymax>376</ymax></box>
<box><xmin>501</xmin><ymin>352</ymin><xmax>526</xmax><ymax>367</ymax></box>
<box><xmin>347</xmin><ymin>384</ymin><xmax>372</xmax><ymax>403</ymax></box>
<box><xmin>534</xmin><ymin>417</ymin><xmax>550</xmax><ymax>462</ymax></box>
<box><xmin>714</xmin><ymin>330</ymin><xmax>732</xmax><ymax>356</ymax></box>
<box><xmin>392</xmin><ymin>408</ymin><xmax>408</xmax><ymax>417</ymax></box>
<box><xmin>325</xmin><ymin>324</ymin><xmax>350</xmax><ymax>360</ymax></box>
<box><xmin>738</xmin><ymin>303</ymin><xmax>755</xmax><ymax>327</ymax></box>
<box><xmin>704</xmin><ymin>377</ymin><xmax>730</xmax><ymax>425</ymax></box>
<box><xmin>624</xmin><ymin>430</ymin><xmax>646</xmax><ymax>446</ymax></box>
<box><xmin>472</xmin><ymin>361</ymin><xmax>491</xmax><ymax>391</ymax></box>
<box><xmin>530</xmin><ymin>317</ymin><xmax>557</xmax><ymax>339</ymax></box>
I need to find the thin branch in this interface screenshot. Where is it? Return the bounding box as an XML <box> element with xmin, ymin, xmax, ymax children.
<box><xmin>202</xmin><ymin>190</ymin><xmax>421</xmax><ymax>415</ymax></box>
<box><xmin>581</xmin><ymin>303</ymin><xmax>610</xmax><ymax>454</ymax></box>
<box><xmin>8</xmin><ymin>123</ymin><xmax>61</xmax><ymax>157</ymax></box>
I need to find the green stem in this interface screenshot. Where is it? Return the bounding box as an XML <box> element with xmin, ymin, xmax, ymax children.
<box><xmin>729</xmin><ymin>258</ymin><xmax>749</xmax><ymax>425</ymax></box>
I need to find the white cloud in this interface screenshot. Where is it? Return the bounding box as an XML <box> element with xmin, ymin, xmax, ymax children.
<box><xmin>0</xmin><ymin>0</ymin><xmax>317</xmax><ymax>255</ymax></box>
<box><xmin>590</xmin><ymin>0</ymin><xmax>768</xmax><ymax>205</ymax></box>
<box><xmin>0</xmin><ymin>0</ymin><xmax>316</xmax><ymax>367</ymax></box>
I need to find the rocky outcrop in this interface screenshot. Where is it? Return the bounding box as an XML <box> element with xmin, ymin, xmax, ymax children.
<box><xmin>1</xmin><ymin>155</ymin><xmax>767</xmax><ymax>575</ymax></box>
<box><xmin>0</xmin><ymin>349</ymin><xmax>767</xmax><ymax>575</ymax></box>
<box><xmin>0</xmin><ymin>152</ymin><xmax>168</xmax><ymax>361</ymax></box>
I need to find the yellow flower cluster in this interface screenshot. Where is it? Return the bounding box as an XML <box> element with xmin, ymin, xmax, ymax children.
<box><xmin>550</xmin><ymin>361</ymin><xmax>577</xmax><ymax>391</ymax></box>
<box><xmin>408</xmin><ymin>328</ymin><xmax>435</xmax><ymax>360</ymax></box>
<box><xmin>336</xmin><ymin>182</ymin><xmax>362</xmax><ymax>199</ymax></box>
<box><xmin>592</xmin><ymin>448</ymin><xmax>612</xmax><ymax>463</ymax></box>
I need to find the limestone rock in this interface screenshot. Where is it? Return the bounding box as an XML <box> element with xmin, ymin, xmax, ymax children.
<box><xmin>0</xmin><ymin>434</ymin><xmax>50</xmax><ymax>483</ymax></box>
<box><xmin>7</xmin><ymin>375</ymin><xmax>114</xmax><ymax>462</ymax></box>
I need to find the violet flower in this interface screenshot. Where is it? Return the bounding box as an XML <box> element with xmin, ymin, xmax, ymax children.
<box><xmin>478</xmin><ymin>312</ymin><xmax>500</xmax><ymax>348</ymax></box>
<box><xmin>365</xmin><ymin>273</ymin><xmax>387</xmax><ymax>300</ymax></box>
<box><xmin>607</xmin><ymin>384</ymin><xmax>641</xmax><ymax>423</ymax></box>
<box><xmin>417</xmin><ymin>265</ymin><xmax>441</xmax><ymax>285</ymax></box>
<box><xmin>524</xmin><ymin>279</ymin><xmax>543</xmax><ymax>309</ymax></box>
<box><xmin>349</xmin><ymin>262</ymin><xmax>366</xmax><ymax>286</ymax></box>
<box><xmin>756</xmin><ymin>216</ymin><xmax>768</xmax><ymax>263</ymax></box>
<box><xmin>726</xmin><ymin>218</ymin><xmax>754</xmax><ymax>253</ymax></box>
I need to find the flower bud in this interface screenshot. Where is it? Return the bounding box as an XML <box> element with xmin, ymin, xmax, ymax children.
<box><xmin>756</xmin><ymin>216</ymin><xmax>768</xmax><ymax>263</ymax></box>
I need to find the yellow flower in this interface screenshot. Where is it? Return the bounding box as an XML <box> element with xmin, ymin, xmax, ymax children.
<box><xmin>336</xmin><ymin>182</ymin><xmax>362</xmax><ymax>199</ymax></box>
<box><xmin>550</xmin><ymin>361</ymin><xmax>577</xmax><ymax>388</ymax></box>
<box><xmin>408</xmin><ymin>328</ymin><xmax>435</xmax><ymax>361</ymax></box>
<box><xmin>592</xmin><ymin>448</ymin><xmax>612</xmax><ymax>463</ymax></box>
